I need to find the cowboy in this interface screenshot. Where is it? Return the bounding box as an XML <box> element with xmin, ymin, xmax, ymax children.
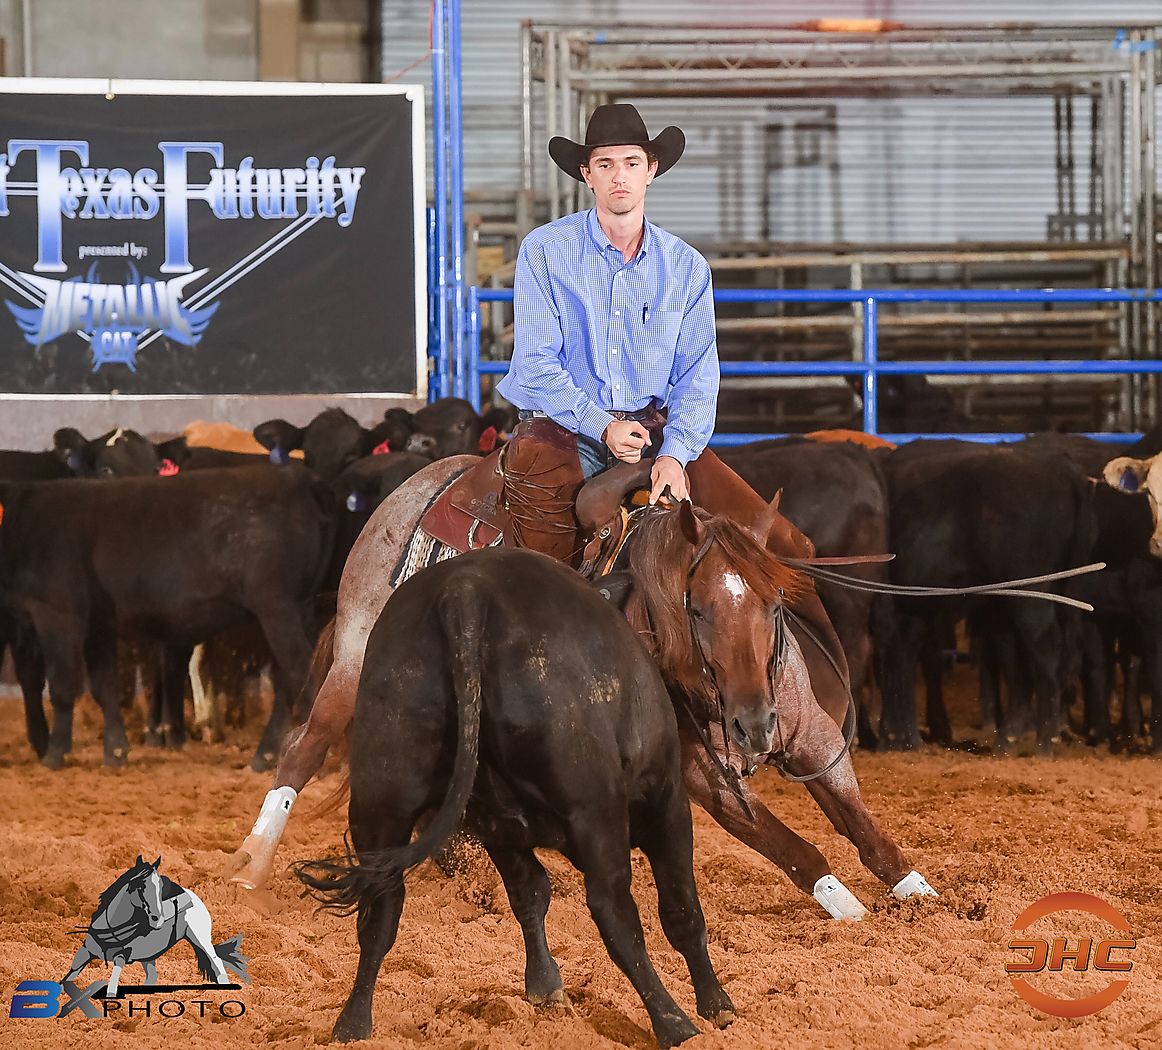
<box><xmin>496</xmin><ymin>103</ymin><xmax>719</xmax><ymax>563</ymax></box>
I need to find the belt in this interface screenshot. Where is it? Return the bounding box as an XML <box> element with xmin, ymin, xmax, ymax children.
<box><xmin>611</xmin><ymin>402</ymin><xmax>666</xmax><ymax>433</ymax></box>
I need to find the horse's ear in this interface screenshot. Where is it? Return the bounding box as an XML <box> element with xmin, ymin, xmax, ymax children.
<box><xmin>750</xmin><ymin>491</ymin><xmax>783</xmax><ymax>546</ymax></box>
<box><xmin>152</xmin><ymin>857</ymin><xmax>161</xmax><ymax>870</ymax></box>
<box><xmin>678</xmin><ymin>499</ymin><xmax>706</xmax><ymax>547</ymax></box>
<box><xmin>134</xmin><ymin>854</ymin><xmax>143</xmax><ymax>866</ymax></box>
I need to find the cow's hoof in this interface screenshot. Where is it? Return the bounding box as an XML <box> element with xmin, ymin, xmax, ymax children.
<box><xmin>527</xmin><ymin>987</ymin><xmax>568</xmax><ymax>1007</ymax></box>
<box><xmin>654</xmin><ymin>1011</ymin><xmax>699</xmax><ymax>1048</ymax></box>
<box><xmin>143</xmin><ymin>730</ymin><xmax>164</xmax><ymax>748</ymax></box>
<box><xmin>250</xmin><ymin>750</ymin><xmax>277</xmax><ymax>773</ymax></box>
<box><xmin>41</xmin><ymin>749</ymin><xmax>66</xmax><ymax>770</ymax></box>
<box><xmin>105</xmin><ymin>746</ymin><xmax>128</xmax><ymax>768</ymax></box>
<box><xmin>331</xmin><ymin>1009</ymin><xmax>371</xmax><ymax>1043</ymax></box>
<box><xmin>709</xmin><ymin>1009</ymin><xmax>735</xmax><ymax>1029</ymax></box>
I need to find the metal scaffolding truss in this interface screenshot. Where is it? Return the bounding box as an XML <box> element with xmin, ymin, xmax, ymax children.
<box><xmin>518</xmin><ymin>19</ymin><xmax>1160</xmax><ymax>405</ymax></box>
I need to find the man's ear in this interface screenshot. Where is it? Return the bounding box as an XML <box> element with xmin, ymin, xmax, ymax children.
<box><xmin>1103</xmin><ymin>455</ymin><xmax>1153</xmax><ymax>494</ymax></box>
<box><xmin>253</xmin><ymin>419</ymin><xmax>305</xmax><ymax>456</ymax></box>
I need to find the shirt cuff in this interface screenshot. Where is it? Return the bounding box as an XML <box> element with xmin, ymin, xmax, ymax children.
<box><xmin>578</xmin><ymin>404</ymin><xmax>616</xmax><ymax>445</ymax></box>
<box><xmin>658</xmin><ymin>436</ymin><xmax>699</xmax><ymax>468</ymax></box>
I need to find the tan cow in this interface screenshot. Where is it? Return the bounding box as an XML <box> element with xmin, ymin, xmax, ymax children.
<box><xmin>1103</xmin><ymin>452</ymin><xmax>1162</xmax><ymax>556</ymax></box>
<box><xmin>181</xmin><ymin>420</ymin><xmax>304</xmax><ymax>459</ymax></box>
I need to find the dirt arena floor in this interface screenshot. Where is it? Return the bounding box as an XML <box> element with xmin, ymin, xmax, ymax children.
<box><xmin>2</xmin><ymin>672</ymin><xmax>1160</xmax><ymax>1050</ymax></box>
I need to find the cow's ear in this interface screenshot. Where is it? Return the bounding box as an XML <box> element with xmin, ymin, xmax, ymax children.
<box><xmin>53</xmin><ymin>427</ymin><xmax>92</xmax><ymax>473</ymax></box>
<box><xmin>155</xmin><ymin>436</ymin><xmax>192</xmax><ymax>467</ymax></box>
<box><xmin>1103</xmin><ymin>456</ymin><xmax>1151</xmax><ymax>494</ymax></box>
<box><xmin>253</xmin><ymin>419</ymin><xmax>305</xmax><ymax>454</ymax></box>
<box><xmin>381</xmin><ymin>408</ymin><xmax>415</xmax><ymax>452</ymax></box>
<box><xmin>481</xmin><ymin>405</ymin><xmax>515</xmax><ymax>435</ymax></box>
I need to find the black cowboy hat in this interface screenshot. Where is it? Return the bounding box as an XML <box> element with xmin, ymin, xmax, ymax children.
<box><xmin>549</xmin><ymin>103</ymin><xmax>685</xmax><ymax>182</ymax></box>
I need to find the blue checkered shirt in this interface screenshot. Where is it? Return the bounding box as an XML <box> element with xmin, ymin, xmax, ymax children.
<box><xmin>497</xmin><ymin>208</ymin><xmax>719</xmax><ymax>467</ymax></box>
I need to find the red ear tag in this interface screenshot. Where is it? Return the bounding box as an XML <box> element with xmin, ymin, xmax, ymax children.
<box><xmin>159</xmin><ymin>459</ymin><xmax>180</xmax><ymax>476</ymax></box>
<box><xmin>477</xmin><ymin>426</ymin><xmax>498</xmax><ymax>453</ymax></box>
<box><xmin>372</xmin><ymin>440</ymin><xmax>392</xmax><ymax>456</ymax></box>
<box><xmin>0</xmin><ymin>503</ymin><xmax>5</xmax><ymax>527</ymax></box>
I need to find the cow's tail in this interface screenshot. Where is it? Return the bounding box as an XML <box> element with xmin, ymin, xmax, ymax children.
<box><xmin>294</xmin><ymin>585</ymin><xmax>484</xmax><ymax>914</ymax></box>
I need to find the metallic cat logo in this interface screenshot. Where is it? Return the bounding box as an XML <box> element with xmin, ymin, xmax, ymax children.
<box><xmin>4</xmin><ymin>263</ymin><xmax>218</xmax><ymax>372</ymax></box>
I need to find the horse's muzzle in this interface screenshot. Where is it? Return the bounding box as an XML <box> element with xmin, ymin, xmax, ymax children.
<box><xmin>729</xmin><ymin>709</ymin><xmax>778</xmax><ymax>760</ymax></box>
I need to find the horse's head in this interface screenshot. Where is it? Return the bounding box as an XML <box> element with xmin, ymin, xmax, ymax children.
<box><xmin>626</xmin><ymin>498</ymin><xmax>812</xmax><ymax>761</ymax></box>
<box><xmin>127</xmin><ymin>855</ymin><xmax>164</xmax><ymax>929</ymax></box>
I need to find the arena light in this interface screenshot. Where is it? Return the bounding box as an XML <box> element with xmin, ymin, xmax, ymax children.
<box><xmin>798</xmin><ymin>19</ymin><xmax>902</xmax><ymax>32</ymax></box>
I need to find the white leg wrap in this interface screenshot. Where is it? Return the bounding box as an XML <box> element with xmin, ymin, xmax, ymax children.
<box><xmin>813</xmin><ymin>874</ymin><xmax>868</xmax><ymax>921</ymax></box>
<box><xmin>228</xmin><ymin>786</ymin><xmax>299</xmax><ymax>890</ymax></box>
<box><xmin>251</xmin><ymin>786</ymin><xmax>298</xmax><ymax>840</ymax></box>
<box><xmin>892</xmin><ymin>870</ymin><xmax>938</xmax><ymax>900</ymax></box>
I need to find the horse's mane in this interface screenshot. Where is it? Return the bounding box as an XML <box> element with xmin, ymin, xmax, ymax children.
<box><xmin>94</xmin><ymin>861</ymin><xmax>151</xmax><ymax>918</ymax></box>
<box><xmin>624</xmin><ymin>506</ymin><xmax>807</xmax><ymax>704</ymax></box>
<box><xmin>93</xmin><ymin>862</ymin><xmax>180</xmax><ymax>920</ymax></box>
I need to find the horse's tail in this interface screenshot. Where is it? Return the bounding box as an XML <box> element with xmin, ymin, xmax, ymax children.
<box><xmin>216</xmin><ymin>935</ymin><xmax>250</xmax><ymax>983</ymax></box>
<box><xmin>294</xmin><ymin>584</ymin><xmax>485</xmax><ymax>914</ymax></box>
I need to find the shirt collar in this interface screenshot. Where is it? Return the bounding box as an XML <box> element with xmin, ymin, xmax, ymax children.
<box><xmin>585</xmin><ymin>208</ymin><xmax>652</xmax><ymax>260</ymax></box>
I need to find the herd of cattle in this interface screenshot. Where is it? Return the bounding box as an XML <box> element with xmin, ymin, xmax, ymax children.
<box><xmin>0</xmin><ymin>397</ymin><xmax>1158</xmax><ymax>769</ymax></box>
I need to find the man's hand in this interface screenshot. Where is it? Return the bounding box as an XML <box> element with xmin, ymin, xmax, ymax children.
<box><xmin>649</xmin><ymin>455</ymin><xmax>689</xmax><ymax>504</ymax></box>
<box><xmin>603</xmin><ymin>419</ymin><xmax>649</xmax><ymax>463</ymax></box>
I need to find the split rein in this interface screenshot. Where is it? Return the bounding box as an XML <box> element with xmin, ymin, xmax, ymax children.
<box><xmin>619</xmin><ymin>503</ymin><xmax>1105</xmax><ymax>811</ymax></box>
<box><xmin>677</xmin><ymin>522</ymin><xmax>859</xmax><ymax>803</ymax></box>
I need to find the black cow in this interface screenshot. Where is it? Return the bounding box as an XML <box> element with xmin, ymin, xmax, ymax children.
<box><xmin>718</xmin><ymin>437</ymin><xmax>889</xmax><ymax>746</ymax></box>
<box><xmin>0</xmin><ymin>465</ymin><xmax>335</xmax><ymax>770</ymax></box>
<box><xmin>1022</xmin><ymin>430</ymin><xmax>1162</xmax><ymax>750</ymax></box>
<box><xmin>253</xmin><ymin>408</ymin><xmax>392</xmax><ymax>480</ymax></box>
<box><xmin>878</xmin><ymin>440</ymin><xmax>1096</xmax><ymax>752</ymax></box>
<box><xmin>382</xmin><ymin>397</ymin><xmax>512</xmax><ymax>459</ymax></box>
<box><xmin>295</xmin><ymin>549</ymin><xmax>734</xmax><ymax>1046</ymax></box>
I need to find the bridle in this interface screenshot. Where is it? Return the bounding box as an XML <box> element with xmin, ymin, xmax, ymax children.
<box><xmin>674</xmin><ymin>513</ymin><xmax>859</xmax><ymax>815</ymax></box>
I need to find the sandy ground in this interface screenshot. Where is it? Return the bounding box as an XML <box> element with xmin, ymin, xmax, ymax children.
<box><xmin>1</xmin><ymin>674</ymin><xmax>1160</xmax><ymax>1050</ymax></box>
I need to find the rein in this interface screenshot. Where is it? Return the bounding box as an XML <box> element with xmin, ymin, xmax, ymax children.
<box><xmin>778</xmin><ymin>558</ymin><xmax>1106</xmax><ymax>612</ymax></box>
<box><xmin>679</xmin><ymin>517</ymin><xmax>857</xmax><ymax>787</ymax></box>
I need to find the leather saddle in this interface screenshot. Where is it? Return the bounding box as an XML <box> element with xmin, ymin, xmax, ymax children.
<box><xmin>419</xmin><ymin>451</ymin><xmax>654</xmax><ymax>576</ymax></box>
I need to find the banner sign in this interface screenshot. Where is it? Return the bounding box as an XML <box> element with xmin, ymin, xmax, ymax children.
<box><xmin>0</xmin><ymin>81</ymin><xmax>426</xmax><ymax>396</ymax></box>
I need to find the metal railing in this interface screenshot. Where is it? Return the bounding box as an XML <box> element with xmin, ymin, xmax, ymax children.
<box><xmin>464</xmin><ymin>286</ymin><xmax>1162</xmax><ymax>443</ymax></box>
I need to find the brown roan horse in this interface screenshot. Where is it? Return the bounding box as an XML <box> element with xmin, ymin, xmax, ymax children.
<box><xmin>228</xmin><ymin>451</ymin><xmax>936</xmax><ymax>919</ymax></box>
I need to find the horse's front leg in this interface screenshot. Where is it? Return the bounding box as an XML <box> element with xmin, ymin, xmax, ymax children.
<box><xmin>106</xmin><ymin>958</ymin><xmax>126</xmax><ymax>997</ymax></box>
<box><xmin>678</xmin><ymin>721</ymin><xmax>867</xmax><ymax>920</ymax></box>
<box><xmin>780</xmin><ymin>700</ymin><xmax>938</xmax><ymax>901</ymax></box>
<box><xmin>62</xmin><ymin>939</ymin><xmax>98</xmax><ymax>984</ymax></box>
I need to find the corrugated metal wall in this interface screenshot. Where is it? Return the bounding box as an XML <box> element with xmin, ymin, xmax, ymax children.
<box><xmin>382</xmin><ymin>0</ymin><xmax>1160</xmax><ymax>244</ymax></box>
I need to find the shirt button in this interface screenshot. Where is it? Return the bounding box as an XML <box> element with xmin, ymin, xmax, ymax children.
<box><xmin>611</xmin><ymin>347</ymin><xmax>618</xmax><ymax>355</ymax></box>
<box><xmin>615</xmin><ymin>310</ymin><xmax>621</xmax><ymax>316</ymax></box>
<box><xmin>615</xmin><ymin>383</ymin><xmax>621</xmax><ymax>390</ymax></box>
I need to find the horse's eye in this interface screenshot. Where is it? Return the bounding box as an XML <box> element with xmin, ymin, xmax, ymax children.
<box><xmin>689</xmin><ymin>607</ymin><xmax>707</xmax><ymax>623</ymax></box>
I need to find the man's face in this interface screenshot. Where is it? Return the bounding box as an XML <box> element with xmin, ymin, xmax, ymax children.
<box><xmin>581</xmin><ymin>145</ymin><xmax>657</xmax><ymax>215</ymax></box>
